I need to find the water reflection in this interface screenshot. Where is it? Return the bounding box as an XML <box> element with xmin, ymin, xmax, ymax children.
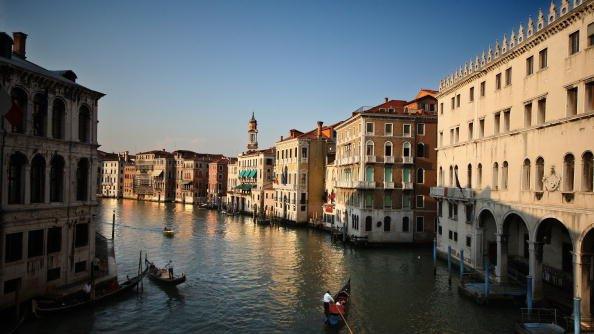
<box><xmin>19</xmin><ymin>199</ymin><xmax>518</xmax><ymax>333</ymax></box>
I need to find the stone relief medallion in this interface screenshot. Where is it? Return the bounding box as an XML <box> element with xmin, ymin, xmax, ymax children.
<box><xmin>544</xmin><ymin>166</ymin><xmax>560</xmax><ymax>192</ymax></box>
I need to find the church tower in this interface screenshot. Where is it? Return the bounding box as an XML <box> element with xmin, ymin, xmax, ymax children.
<box><xmin>247</xmin><ymin>112</ymin><xmax>258</xmax><ymax>150</ymax></box>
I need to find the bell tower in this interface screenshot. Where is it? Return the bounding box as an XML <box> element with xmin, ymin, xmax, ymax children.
<box><xmin>247</xmin><ymin>112</ymin><xmax>258</xmax><ymax>150</ymax></box>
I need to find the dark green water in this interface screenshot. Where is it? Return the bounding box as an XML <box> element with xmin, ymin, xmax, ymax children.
<box><xmin>21</xmin><ymin>199</ymin><xmax>518</xmax><ymax>333</ymax></box>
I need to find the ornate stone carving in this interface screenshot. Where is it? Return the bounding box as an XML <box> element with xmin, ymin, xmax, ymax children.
<box><xmin>561</xmin><ymin>0</ymin><xmax>569</xmax><ymax>15</ymax></box>
<box><xmin>548</xmin><ymin>1</ymin><xmax>557</xmax><ymax>23</ymax></box>
<box><xmin>518</xmin><ymin>24</ymin><xmax>525</xmax><ymax>43</ymax></box>
<box><xmin>537</xmin><ymin>9</ymin><xmax>545</xmax><ymax>31</ymax></box>
<box><xmin>543</xmin><ymin>166</ymin><xmax>561</xmax><ymax>192</ymax></box>
<box><xmin>527</xmin><ymin>17</ymin><xmax>535</xmax><ymax>37</ymax></box>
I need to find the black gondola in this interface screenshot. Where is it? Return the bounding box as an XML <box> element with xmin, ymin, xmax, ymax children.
<box><xmin>325</xmin><ymin>278</ymin><xmax>351</xmax><ymax>328</ymax></box>
<box><xmin>32</xmin><ymin>267</ymin><xmax>148</xmax><ymax>316</ymax></box>
<box><xmin>146</xmin><ymin>259</ymin><xmax>186</xmax><ymax>286</ymax></box>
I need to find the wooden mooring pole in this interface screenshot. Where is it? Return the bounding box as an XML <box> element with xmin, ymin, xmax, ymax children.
<box><xmin>112</xmin><ymin>209</ymin><xmax>116</xmax><ymax>240</ymax></box>
<box><xmin>447</xmin><ymin>245</ymin><xmax>452</xmax><ymax>286</ymax></box>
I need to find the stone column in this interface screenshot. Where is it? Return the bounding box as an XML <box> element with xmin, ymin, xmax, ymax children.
<box><xmin>529</xmin><ymin>241</ymin><xmax>544</xmax><ymax>300</ymax></box>
<box><xmin>44</xmin><ymin>163</ymin><xmax>51</xmax><ymax>203</ymax></box>
<box><xmin>496</xmin><ymin>233</ymin><xmax>508</xmax><ymax>282</ymax></box>
<box><xmin>475</xmin><ymin>228</ymin><xmax>483</xmax><ymax>269</ymax></box>
<box><xmin>575</xmin><ymin>251</ymin><xmax>592</xmax><ymax>318</ymax></box>
<box><xmin>25</xmin><ymin>100</ymin><xmax>33</xmax><ymax>136</ymax></box>
<box><xmin>24</xmin><ymin>165</ymin><xmax>31</xmax><ymax>204</ymax></box>
<box><xmin>46</xmin><ymin>97</ymin><xmax>53</xmax><ymax>139</ymax></box>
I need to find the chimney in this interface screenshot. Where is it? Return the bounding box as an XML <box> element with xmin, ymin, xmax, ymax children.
<box><xmin>317</xmin><ymin>121</ymin><xmax>323</xmax><ymax>138</ymax></box>
<box><xmin>12</xmin><ymin>32</ymin><xmax>27</xmax><ymax>59</ymax></box>
<box><xmin>384</xmin><ymin>97</ymin><xmax>389</xmax><ymax>103</ymax></box>
<box><xmin>280</xmin><ymin>136</ymin><xmax>284</xmax><ymax>141</ymax></box>
<box><xmin>0</xmin><ymin>33</ymin><xmax>13</xmax><ymax>59</ymax></box>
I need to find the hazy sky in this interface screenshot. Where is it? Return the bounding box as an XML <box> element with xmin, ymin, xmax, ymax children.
<box><xmin>1</xmin><ymin>0</ymin><xmax>550</xmax><ymax>156</ymax></box>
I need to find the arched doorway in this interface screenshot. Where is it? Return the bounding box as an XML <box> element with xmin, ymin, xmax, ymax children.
<box><xmin>534</xmin><ymin>218</ymin><xmax>573</xmax><ymax>309</ymax></box>
<box><xmin>477</xmin><ymin>209</ymin><xmax>497</xmax><ymax>273</ymax></box>
<box><xmin>580</xmin><ymin>229</ymin><xmax>594</xmax><ymax>318</ymax></box>
<box><xmin>502</xmin><ymin>213</ymin><xmax>529</xmax><ymax>283</ymax></box>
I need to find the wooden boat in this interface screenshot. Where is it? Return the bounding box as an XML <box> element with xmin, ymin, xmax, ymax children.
<box><xmin>145</xmin><ymin>259</ymin><xmax>186</xmax><ymax>286</ymax></box>
<box><xmin>163</xmin><ymin>227</ymin><xmax>174</xmax><ymax>237</ymax></box>
<box><xmin>32</xmin><ymin>267</ymin><xmax>148</xmax><ymax>316</ymax></box>
<box><xmin>325</xmin><ymin>278</ymin><xmax>351</xmax><ymax>328</ymax></box>
<box><xmin>514</xmin><ymin>308</ymin><xmax>566</xmax><ymax>334</ymax></box>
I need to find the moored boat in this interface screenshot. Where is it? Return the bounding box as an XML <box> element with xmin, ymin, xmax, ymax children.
<box><xmin>163</xmin><ymin>227</ymin><xmax>175</xmax><ymax>237</ymax></box>
<box><xmin>32</xmin><ymin>267</ymin><xmax>148</xmax><ymax>316</ymax></box>
<box><xmin>325</xmin><ymin>278</ymin><xmax>351</xmax><ymax>328</ymax></box>
<box><xmin>146</xmin><ymin>259</ymin><xmax>186</xmax><ymax>286</ymax></box>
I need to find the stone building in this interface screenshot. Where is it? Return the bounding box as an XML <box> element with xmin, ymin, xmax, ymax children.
<box><xmin>334</xmin><ymin>90</ymin><xmax>438</xmax><ymax>243</ymax></box>
<box><xmin>123</xmin><ymin>160</ymin><xmax>136</xmax><ymax>199</ymax></box>
<box><xmin>134</xmin><ymin>150</ymin><xmax>175</xmax><ymax>202</ymax></box>
<box><xmin>173</xmin><ymin>150</ymin><xmax>222</xmax><ymax>205</ymax></box>
<box><xmin>208</xmin><ymin>157</ymin><xmax>233</xmax><ymax>206</ymax></box>
<box><xmin>0</xmin><ymin>32</ymin><xmax>109</xmax><ymax>309</ymax></box>
<box><xmin>272</xmin><ymin>121</ymin><xmax>339</xmax><ymax>223</ymax></box>
<box><xmin>99</xmin><ymin>151</ymin><xmax>132</xmax><ymax>198</ymax></box>
<box><xmin>431</xmin><ymin>0</ymin><xmax>594</xmax><ymax>320</ymax></box>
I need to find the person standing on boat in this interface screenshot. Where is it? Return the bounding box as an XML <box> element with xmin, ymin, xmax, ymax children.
<box><xmin>323</xmin><ymin>291</ymin><xmax>334</xmax><ymax>315</ymax></box>
<box><xmin>168</xmin><ymin>266</ymin><xmax>174</xmax><ymax>279</ymax></box>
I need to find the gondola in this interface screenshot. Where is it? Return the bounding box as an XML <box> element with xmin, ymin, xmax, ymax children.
<box><xmin>145</xmin><ymin>259</ymin><xmax>186</xmax><ymax>286</ymax></box>
<box><xmin>32</xmin><ymin>267</ymin><xmax>148</xmax><ymax>317</ymax></box>
<box><xmin>325</xmin><ymin>278</ymin><xmax>351</xmax><ymax>328</ymax></box>
<box><xmin>163</xmin><ymin>226</ymin><xmax>175</xmax><ymax>237</ymax></box>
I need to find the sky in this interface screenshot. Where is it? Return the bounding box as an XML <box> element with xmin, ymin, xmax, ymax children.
<box><xmin>1</xmin><ymin>0</ymin><xmax>551</xmax><ymax>156</ymax></box>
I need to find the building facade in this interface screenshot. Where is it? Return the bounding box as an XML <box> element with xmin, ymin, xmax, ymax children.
<box><xmin>134</xmin><ymin>150</ymin><xmax>175</xmax><ymax>202</ymax></box>
<box><xmin>99</xmin><ymin>151</ymin><xmax>132</xmax><ymax>198</ymax></box>
<box><xmin>208</xmin><ymin>157</ymin><xmax>233</xmax><ymax>206</ymax></box>
<box><xmin>431</xmin><ymin>0</ymin><xmax>594</xmax><ymax>319</ymax></box>
<box><xmin>0</xmin><ymin>32</ymin><xmax>108</xmax><ymax>309</ymax></box>
<box><xmin>334</xmin><ymin>90</ymin><xmax>438</xmax><ymax>243</ymax></box>
<box><xmin>273</xmin><ymin>121</ymin><xmax>339</xmax><ymax>223</ymax></box>
<box><xmin>173</xmin><ymin>150</ymin><xmax>222</xmax><ymax>205</ymax></box>
<box><xmin>123</xmin><ymin>161</ymin><xmax>136</xmax><ymax>199</ymax></box>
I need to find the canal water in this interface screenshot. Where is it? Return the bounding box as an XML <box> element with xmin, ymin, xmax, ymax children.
<box><xmin>21</xmin><ymin>199</ymin><xmax>519</xmax><ymax>333</ymax></box>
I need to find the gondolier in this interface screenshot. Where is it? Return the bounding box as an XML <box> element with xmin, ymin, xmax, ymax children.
<box><xmin>323</xmin><ymin>290</ymin><xmax>334</xmax><ymax>315</ymax></box>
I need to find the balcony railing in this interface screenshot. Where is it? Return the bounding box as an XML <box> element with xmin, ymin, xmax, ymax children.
<box><xmin>365</xmin><ymin>155</ymin><xmax>377</xmax><ymax>163</ymax></box>
<box><xmin>384</xmin><ymin>182</ymin><xmax>395</xmax><ymax>189</ymax></box>
<box><xmin>336</xmin><ymin>180</ymin><xmax>355</xmax><ymax>188</ymax></box>
<box><xmin>430</xmin><ymin>186</ymin><xmax>474</xmax><ymax>201</ymax></box>
<box><xmin>402</xmin><ymin>182</ymin><xmax>413</xmax><ymax>190</ymax></box>
<box><xmin>358</xmin><ymin>181</ymin><xmax>376</xmax><ymax>189</ymax></box>
<box><xmin>402</xmin><ymin>156</ymin><xmax>414</xmax><ymax>164</ymax></box>
<box><xmin>384</xmin><ymin>156</ymin><xmax>394</xmax><ymax>164</ymax></box>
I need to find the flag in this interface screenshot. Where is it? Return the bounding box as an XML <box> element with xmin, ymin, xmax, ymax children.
<box><xmin>5</xmin><ymin>99</ymin><xmax>24</xmax><ymax>128</ymax></box>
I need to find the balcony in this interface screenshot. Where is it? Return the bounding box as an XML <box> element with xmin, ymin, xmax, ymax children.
<box><xmin>430</xmin><ymin>186</ymin><xmax>474</xmax><ymax>201</ymax></box>
<box><xmin>384</xmin><ymin>156</ymin><xmax>394</xmax><ymax>164</ymax></box>
<box><xmin>402</xmin><ymin>182</ymin><xmax>413</xmax><ymax>190</ymax></box>
<box><xmin>384</xmin><ymin>182</ymin><xmax>395</xmax><ymax>189</ymax></box>
<box><xmin>365</xmin><ymin>155</ymin><xmax>377</xmax><ymax>163</ymax></box>
<box><xmin>358</xmin><ymin>181</ymin><xmax>376</xmax><ymax>189</ymax></box>
<box><xmin>336</xmin><ymin>180</ymin><xmax>355</xmax><ymax>188</ymax></box>
<box><xmin>401</xmin><ymin>156</ymin><xmax>414</xmax><ymax>164</ymax></box>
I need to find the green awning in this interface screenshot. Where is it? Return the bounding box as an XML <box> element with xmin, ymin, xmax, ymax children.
<box><xmin>251</xmin><ymin>170</ymin><xmax>257</xmax><ymax>179</ymax></box>
<box><xmin>239</xmin><ymin>170</ymin><xmax>246</xmax><ymax>178</ymax></box>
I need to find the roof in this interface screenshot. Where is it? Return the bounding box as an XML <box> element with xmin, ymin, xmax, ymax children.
<box><xmin>277</xmin><ymin>121</ymin><xmax>342</xmax><ymax>143</ymax></box>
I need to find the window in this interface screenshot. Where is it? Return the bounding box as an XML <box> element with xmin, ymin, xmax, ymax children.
<box><xmin>403</xmin><ymin>124</ymin><xmax>411</xmax><ymax>137</ymax></box>
<box><xmin>47</xmin><ymin>268</ymin><xmax>60</xmax><ymax>282</ymax></box>
<box><xmin>365</xmin><ymin>216</ymin><xmax>372</xmax><ymax>231</ymax></box>
<box><xmin>416</xmin><ymin>143</ymin><xmax>425</xmax><ymax>158</ymax></box>
<box><xmin>495</xmin><ymin>73</ymin><xmax>501</xmax><ymax>90</ymax></box>
<box><xmin>47</xmin><ymin>227</ymin><xmax>62</xmax><ymax>253</ymax></box>
<box><xmin>448</xmin><ymin>230</ymin><xmax>453</xmax><ymax>240</ymax></box>
<box><xmin>440</xmin><ymin>102</ymin><xmax>444</xmax><ymax>114</ymax></box>
<box><xmin>366</xmin><ymin>141</ymin><xmax>374</xmax><ymax>156</ymax></box>
<box><xmin>10</xmin><ymin>88</ymin><xmax>27</xmax><ymax>134</ymax></box>
<box><xmin>455</xmin><ymin>127</ymin><xmax>460</xmax><ymax>144</ymax></box>
<box><xmin>538</xmin><ymin>98</ymin><xmax>547</xmax><ymax>124</ymax></box>
<box><xmin>75</xmin><ymin>223</ymin><xmax>89</xmax><ymax>248</ymax></box>
<box><xmin>468</xmin><ymin>121</ymin><xmax>474</xmax><ymax>140</ymax></box>
<box><xmin>564</xmin><ymin>154</ymin><xmax>575</xmax><ymax>192</ymax></box>
<box><xmin>451</xmin><ymin>97</ymin><xmax>455</xmax><ymax>109</ymax></box>
<box><xmin>502</xmin><ymin>161</ymin><xmax>509</xmax><ymax>190</ymax></box>
<box><xmin>479</xmin><ymin>119</ymin><xmax>485</xmax><ymax>138</ymax></box>
<box><xmin>365</xmin><ymin>193</ymin><xmax>373</xmax><ymax>208</ymax></box>
<box><xmin>384</xmin><ymin>217</ymin><xmax>391</xmax><ymax>231</ymax></box>
<box><xmin>454</xmin><ymin>232</ymin><xmax>458</xmax><ymax>242</ymax></box>
<box><xmin>449</xmin><ymin>129</ymin><xmax>454</xmax><ymax>144</ymax></box>
<box><xmin>3</xmin><ymin>278</ymin><xmax>21</xmax><ymax>294</ymax></box>
<box><xmin>385</xmin><ymin>142</ymin><xmax>393</xmax><ymax>157</ymax></box>
<box><xmin>8</xmin><ymin>152</ymin><xmax>26</xmax><ymax>205</ymax></box>
<box><xmin>539</xmin><ymin>48</ymin><xmax>548</xmax><ymax>69</ymax></box>
<box><xmin>583</xmin><ymin>151</ymin><xmax>594</xmax><ymax>192</ymax></box>
<box><xmin>526</xmin><ymin>56</ymin><xmax>534</xmax><ymax>76</ymax></box>
<box><xmin>32</xmin><ymin>93</ymin><xmax>47</xmax><ymax>137</ymax></box>
<box><xmin>30</xmin><ymin>154</ymin><xmax>46</xmax><ymax>204</ymax></box>
<box><xmin>536</xmin><ymin>157</ymin><xmax>545</xmax><ymax>191</ymax></box>
<box><xmin>416</xmin><ymin>195</ymin><xmax>424</xmax><ymax>208</ymax></box>
<box><xmin>505</xmin><ymin>68</ymin><xmax>512</xmax><ymax>86</ymax></box>
<box><xmin>493</xmin><ymin>162</ymin><xmax>499</xmax><ymax>190</ymax></box>
<box><xmin>522</xmin><ymin>159</ymin><xmax>531</xmax><ymax>191</ymax></box>
<box><xmin>469</xmin><ymin>87</ymin><xmax>475</xmax><ymax>102</ymax></box>
<box><xmin>416</xmin><ymin>168</ymin><xmax>424</xmax><ymax>184</ymax></box>
<box><xmin>365</xmin><ymin>166</ymin><xmax>374</xmax><ymax>182</ymax></box>
<box><xmin>525</xmin><ymin>103</ymin><xmax>533</xmax><ymax>127</ymax></box>
<box><xmin>416</xmin><ymin>217</ymin><xmax>424</xmax><ymax>232</ymax></box>
<box><xmin>301</xmin><ymin>147</ymin><xmax>308</xmax><ymax>159</ymax></box>
<box><xmin>567</xmin><ymin>87</ymin><xmax>578</xmax><ymax>116</ymax></box>
<box><xmin>384</xmin><ymin>192</ymin><xmax>392</xmax><ymax>208</ymax></box>
<box><xmin>78</xmin><ymin>106</ymin><xmax>91</xmax><ymax>143</ymax></box>
<box><xmin>385</xmin><ymin>123</ymin><xmax>393</xmax><ymax>136</ymax></box>
<box><xmin>417</xmin><ymin>123</ymin><xmax>425</xmax><ymax>135</ymax></box>
<box><xmin>467</xmin><ymin>164</ymin><xmax>472</xmax><ymax>188</ymax></box>
<box><xmin>569</xmin><ymin>31</ymin><xmax>580</xmax><ymax>55</ymax></box>
<box><xmin>385</xmin><ymin>166</ymin><xmax>393</xmax><ymax>183</ymax></box>
<box><xmin>588</xmin><ymin>82</ymin><xmax>594</xmax><ymax>113</ymax></box>
<box><xmin>503</xmin><ymin>109</ymin><xmax>510</xmax><ymax>132</ymax></box>
<box><xmin>439</xmin><ymin>131</ymin><xmax>443</xmax><ymax>147</ymax></box>
<box><xmin>402</xmin><ymin>217</ymin><xmax>410</xmax><ymax>232</ymax></box>
<box><xmin>74</xmin><ymin>261</ymin><xmax>87</xmax><ymax>273</ymax></box>
<box><xmin>5</xmin><ymin>232</ymin><xmax>23</xmax><ymax>263</ymax></box>
<box><xmin>456</xmin><ymin>94</ymin><xmax>461</xmax><ymax>108</ymax></box>
<box><xmin>438</xmin><ymin>225</ymin><xmax>442</xmax><ymax>235</ymax></box>
<box><xmin>403</xmin><ymin>142</ymin><xmax>411</xmax><ymax>157</ymax></box>
<box><xmin>494</xmin><ymin>112</ymin><xmax>501</xmax><ymax>134</ymax></box>
<box><xmin>477</xmin><ymin>163</ymin><xmax>482</xmax><ymax>188</ymax></box>
<box><xmin>366</xmin><ymin>122</ymin><xmax>374</xmax><ymax>135</ymax></box>
<box><xmin>480</xmin><ymin>81</ymin><xmax>486</xmax><ymax>97</ymax></box>
<box><xmin>27</xmin><ymin>229</ymin><xmax>44</xmax><ymax>258</ymax></box>
<box><xmin>466</xmin><ymin>236</ymin><xmax>472</xmax><ymax>247</ymax></box>
<box><xmin>589</xmin><ymin>23</ymin><xmax>594</xmax><ymax>46</ymax></box>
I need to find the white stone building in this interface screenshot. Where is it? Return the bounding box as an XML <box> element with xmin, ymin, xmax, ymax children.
<box><xmin>100</xmin><ymin>151</ymin><xmax>131</xmax><ymax>198</ymax></box>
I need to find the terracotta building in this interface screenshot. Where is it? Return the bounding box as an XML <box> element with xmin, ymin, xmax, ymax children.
<box><xmin>134</xmin><ymin>150</ymin><xmax>175</xmax><ymax>202</ymax></box>
<box><xmin>208</xmin><ymin>157</ymin><xmax>234</xmax><ymax>206</ymax></box>
<box><xmin>173</xmin><ymin>150</ymin><xmax>222</xmax><ymax>204</ymax></box>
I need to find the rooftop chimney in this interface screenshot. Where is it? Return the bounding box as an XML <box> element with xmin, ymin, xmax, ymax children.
<box><xmin>280</xmin><ymin>136</ymin><xmax>284</xmax><ymax>141</ymax></box>
<box><xmin>0</xmin><ymin>33</ymin><xmax>13</xmax><ymax>59</ymax></box>
<box><xmin>12</xmin><ymin>32</ymin><xmax>27</xmax><ymax>59</ymax></box>
<box><xmin>384</xmin><ymin>97</ymin><xmax>389</xmax><ymax>103</ymax></box>
<box><xmin>317</xmin><ymin>121</ymin><xmax>323</xmax><ymax>138</ymax></box>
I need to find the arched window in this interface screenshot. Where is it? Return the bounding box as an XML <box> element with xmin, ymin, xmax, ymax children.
<box><xmin>403</xmin><ymin>142</ymin><xmax>411</xmax><ymax>157</ymax></box>
<box><xmin>76</xmin><ymin>158</ymin><xmax>90</xmax><ymax>201</ymax></box>
<box><xmin>365</xmin><ymin>165</ymin><xmax>374</xmax><ymax>182</ymax></box>
<box><xmin>438</xmin><ymin>167</ymin><xmax>443</xmax><ymax>186</ymax></box>
<box><xmin>32</xmin><ymin>93</ymin><xmax>47</xmax><ymax>137</ymax></box>
<box><xmin>536</xmin><ymin>157</ymin><xmax>545</xmax><ymax>191</ymax></box>
<box><xmin>10</xmin><ymin>88</ymin><xmax>27</xmax><ymax>134</ymax></box>
<box><xmin>416</xmin><ymin>168</ymin><xmax>424</xmax><ymax>184</ymax></box>
<box><xmin>564</xmin><ymin>154</ymin><xmax>575</xmax><ymax>192</ymax></box>
<box><xmin>583</xmin><ymin>151</ymin><xmax>593</xmax><ymax>192</ymax></box>
<box><xmin>384</xmin><ymin>141</ymin><xmax>393</xmax><ymax>157</ymax></box>
<box><xmin>78</xmin><ymin>106</ymin><xmax>91</xmax><ymax>143</ymax></box>
<box><xmin>502</xmin><ymin>161</ymin><xmax>509</xmax><ymax>190</ymax></box>
<box><xmin>522</xmin><ymin>159</ymin><xmax>531</xmax><ymax>190</ymax></box>
<box><xmin>50</xmin><ymin>155</ymin><xmax>65</xmax><ymax>202</ymax></box>
<box><xmin>8</xmin><ymin>152</ymin><xmax>27</xmax><ymax>204</ymax></box>
<box><xmin>30</xmin><ymin>154</ymin><xmax>46</xmax><ymax>203</ymax></box>
<box><xmin>454</xmin><ymin>165</ymin><xmax>459</xmax><ymax>186</ymax></box>
<box><xmin>402</xmin><ymin>216</ymin><xmax>410</xmax><ymax>232</ymax></box>
<box><xmin>366</xmin><ymin>141</ymin><xmax>374</xmax><ymax>156</ymax></box>
<box><xmin>52</xmin><ymin>99</ymin><xmax>66</xmax><ymax>139</ymax></box>
<box><xmin>449</xmin><ymin>166</ymin><xmax>453</xmax><ymax>186</ymax></box>
<box><xmin>477</xmin><ymin>163</ymin><xmax>483</xmax><ymax>189</ymax></box>
<box><xmin>493</xmin><ymin>162</ymin><xmax>499</xmax><ymax>190</ymax></box>
<box><xmin>417</xmin><ymin>143</ymin><xmax>425</xmax><ymax>157</ymax></box>
<box><xmin>467</xmin><ymin>164</ymin><xmax>472</xmax><ymax>188</ymax></box>
<box><xmin>365</xmin><ymin>216</ymin><xmax>372</xmax><ymax>231</ymax></box>
<box><xmin>384</xmin><ymin>216</ymin><xmax>391</xmax><ymax>231</ymax></box>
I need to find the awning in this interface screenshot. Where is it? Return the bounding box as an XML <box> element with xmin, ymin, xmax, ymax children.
<box><xmin>251</xmin><ymin>170</ymin><xmax>257</xmax><ymax>179</ymax></box>
<box><xmin>235</xmin><ymin>184</ymin><xmax>256</xmax><ymax>191</ymax></box>
<box><xmin>238</xmin><ymin>171</ymin><xmax>244</xmax><ymax>178</ymax></box>
<box><xmin>151</xmin><ymin>170</ymin><xmax>163</xmax><ymax>177</ymax></box>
